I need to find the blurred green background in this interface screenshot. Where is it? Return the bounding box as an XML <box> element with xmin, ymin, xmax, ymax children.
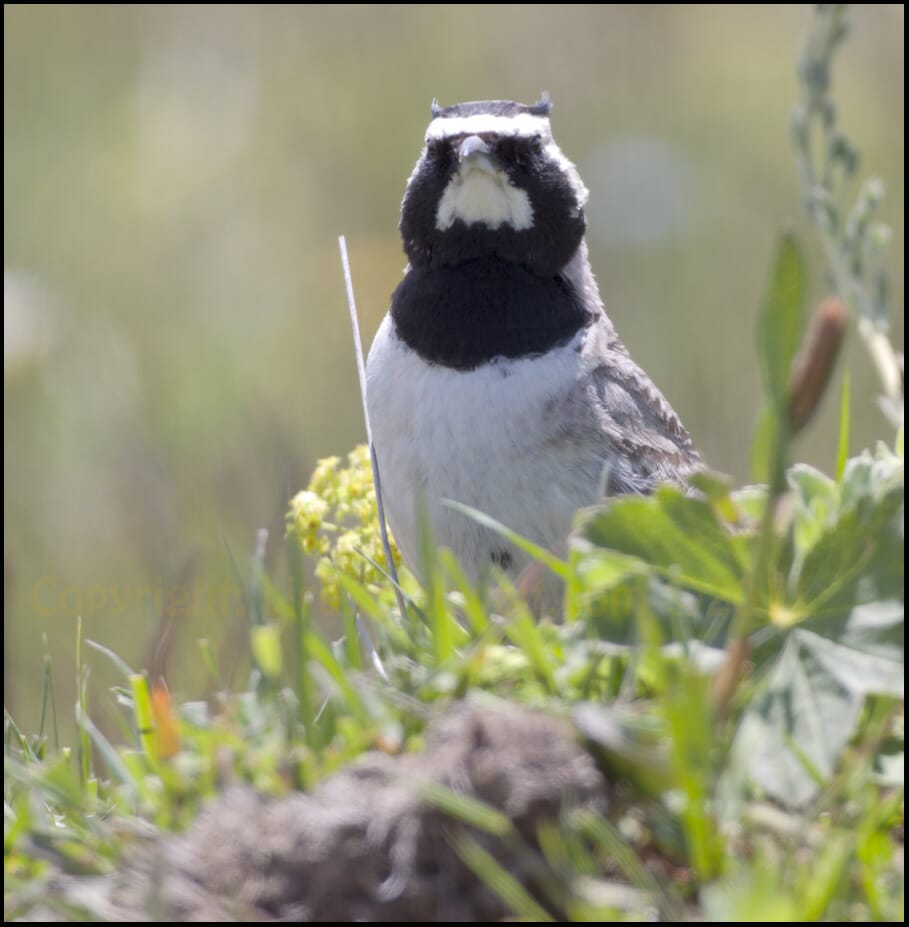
<box><xmin>4</xmin><ymin>5</ymin><xmax>903</xmax><ymax>731</ymax></box>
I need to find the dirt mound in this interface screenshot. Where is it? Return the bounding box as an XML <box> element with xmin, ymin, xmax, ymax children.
<box><xmin>33</xmin><ymin>702</ymin><xmax>606</xmax><ymax>921</ymax></box>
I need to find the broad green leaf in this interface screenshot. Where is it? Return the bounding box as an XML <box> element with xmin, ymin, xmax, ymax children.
<box><xmin>734</xmin><ymin>600</ymin><xmax>904</xmax><ymax>806</ymax></box>
<box><xmin>801</xmin><ymin>600</ymin><xmax>904</xmax><ymax>678</ymax></box>
<box><xmin>580</xmin><ymin>485</ymin><xmax>748</xmax><ymax>604</ymax></box>
<box><xmin>688</xmin><ymin>469</ymin><xmax>740</xmax><ymax>524</ymax></box>
<box><xmin>575</xmin><ymin>567</ymin><xmax>711</xmax><ymax>648</ymax></box>
<box><xmin>837</xmin><ymin>445</ymin><xmax>903</xmax><ymax>520</ymax></box>
<box><xmin>739</xmin><ymin>445</ymin><xmax>904</xmax><ymax>806</ymax></box>
<box><xmin>787</xmin><ymin>463</ymin><xmax>839</xmax><ymax>581</ymax></box>
<box><xmin>787</xmin><ymin>463</ymin><xmax>837</xmax><ymax>504</ymax></box>
<box><xmin>797</xmin><ymin>509</ymin><xmax>903</xmax><ymax>613</ymax></box>
<box><xmin>571</xmin><ymin>544</ymin><xmax>648</xmax><ymax>593</ymax></box>
<box><xmin>757</xmin><ymin>232</ymin><xmax>807</xmax><ymax>407</ymax></box>
<box><xmin>734</xmin><ymin>633</ymin><xmax>860</xmax><ymax>806</ymax></box>
<box><xmin>796</xmin><ymin>450</ymin><xmax>903</xmax><ymax>611</ymax></box>
<box><xmin>730</xmin><ymin>485</ymin><xmax>769</xmax><ymax>523</ymax></box>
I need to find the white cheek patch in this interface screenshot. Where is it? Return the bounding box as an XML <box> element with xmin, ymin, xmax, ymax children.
<box><xmin>435</xmin><ymin>167</ymin><xmax>534</xmax><ymax>231</ymax></box>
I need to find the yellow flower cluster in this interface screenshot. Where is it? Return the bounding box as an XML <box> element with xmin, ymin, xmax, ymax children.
<box><xmin>287</xmin><ymin>445</ymin><xmax>401</xmax><ymax>609</ymax></box>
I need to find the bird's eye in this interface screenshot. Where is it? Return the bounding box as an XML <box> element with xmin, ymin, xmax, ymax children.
<box><xmin>425</xmin><ymin>138</ymin><xmax>447</xmax><ymax>161</ymax></box>
<box><xmin>530</xmin><ymin>134</ymin><xmax>543</xmax><ymax>154</ymax></box>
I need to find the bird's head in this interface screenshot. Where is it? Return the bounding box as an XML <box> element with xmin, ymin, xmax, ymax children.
<box><xmin>399</xmin><ymin>97</ymin><xmax>588</xmax><ymax>276</ymax></box>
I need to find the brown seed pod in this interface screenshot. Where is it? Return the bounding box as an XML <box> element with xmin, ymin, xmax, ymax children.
<box><xmin>788</xmin><ymin>297</ymin><xmax>848</xmax><ymax>432</ymax></box>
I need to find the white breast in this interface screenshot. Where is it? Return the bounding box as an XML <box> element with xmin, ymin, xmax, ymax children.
<box><xmin>365</xmin><ymin>315</ymin><xmax>606</xmax><ymax>580</ymax></box>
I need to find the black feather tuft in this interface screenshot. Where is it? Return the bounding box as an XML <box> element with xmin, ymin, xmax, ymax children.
<box><xmin>529</xmin><ymin>92</ymin><xmax>552</xmax><ymax>116</ymax></box>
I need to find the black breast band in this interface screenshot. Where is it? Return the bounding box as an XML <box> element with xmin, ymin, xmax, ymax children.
<box><xmin>390</xmin><ymin>258</ymin><xmax>595</xmax><ymax>370</ymax></box>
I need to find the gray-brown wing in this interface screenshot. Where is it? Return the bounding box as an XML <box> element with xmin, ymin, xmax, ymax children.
<box><xmin>554</xmin><ymin>320</ymin><xmax>701</xmax><ymax>496</ymax></box>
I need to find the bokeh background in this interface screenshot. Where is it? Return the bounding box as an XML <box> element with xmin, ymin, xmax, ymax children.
<box><xmin>4</xmin><ymin>5</ymin><xmax>904</xmax><ymax>731</ymax></box>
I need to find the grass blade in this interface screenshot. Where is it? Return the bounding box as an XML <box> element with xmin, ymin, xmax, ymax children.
<box><xmin>339</xmin><ymin>234</ymin><xmax>408</xmax><ymax>619</ymax></box>
<box><xmin>453</xmin><ymin>831</ymin><xmax>554</xmax><ymax>922</ymax></box>
<box><xmin>75</xmin><ymin>616</ymin><xmax>92</xmax><ymax>786</ymax></box>
<box><xmin>304</xmin><ymin>630</ymin><xmax>369</xmax><ymax>723</ymax></box>
<box><xmin>443</xmin><ymin>500</ymin><xmax>568</xmax><ymax>579</ymax></box>
<box><xmin>416</xmin><ymin>779</ymin><xmax>513</xmax><ymax>836</ymax></box>
<box><xmin>75</xmin><ymin>701</ymin><xmax>136</xmax><ymax>794</ymax></box>
<box><xmin>85</xmin><ymin>639</ymin><xmax>136</xmax><ymax>680</ymax></box>
<box><xmin>836</xmin><ymin>371</ymin><xmax>851</xmax><ymax>480</ymax></box>
<box><xmin>39</xmin><ymin>635</ymin><xmax>60</xmax><ymax>754</ymax></box>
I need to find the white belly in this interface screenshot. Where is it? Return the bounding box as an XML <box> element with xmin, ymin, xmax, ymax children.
<box><xmin>365</xmin><ymin>314</ymin><xmax>605</xmax><ymax>579</ymax></box>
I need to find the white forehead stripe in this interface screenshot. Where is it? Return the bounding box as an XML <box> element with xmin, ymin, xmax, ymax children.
<box><xmin>426</xmin><ymin>113</ymin><xmax>552</xmax><ymax>142</ymax></box>
<box><xmin>436</xmin><ymin>168</ymin><xmax>534</xmax><ymax>232</ymax></box>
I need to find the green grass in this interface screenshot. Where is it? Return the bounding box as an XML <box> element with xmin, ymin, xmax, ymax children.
<box><xmin>4</xmin><ymin>422</ymin><xmax>903</xmax><ymax>919</ymax></box>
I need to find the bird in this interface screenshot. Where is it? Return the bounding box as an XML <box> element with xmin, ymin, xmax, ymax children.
<box><xmin>366</xmin><ymin>97</ymin><xmax>700</xmax><ymax>599</ymax></box>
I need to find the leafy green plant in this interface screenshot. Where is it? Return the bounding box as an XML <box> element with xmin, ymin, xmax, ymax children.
<box><xmin>792</xmin><ymin>3</ymin><xmax>903</xmax><ymax>427</ymax></box>
<box><xmin>287</xmin><ymin>444</ymin><xmax>404</xmax><ymax>611</ymax></box>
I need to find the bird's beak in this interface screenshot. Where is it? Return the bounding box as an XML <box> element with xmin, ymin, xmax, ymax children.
<box><xmin>458</xmin><ymin>135</ymin><xmax>498</xmax><ymax>173</ymax></box>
